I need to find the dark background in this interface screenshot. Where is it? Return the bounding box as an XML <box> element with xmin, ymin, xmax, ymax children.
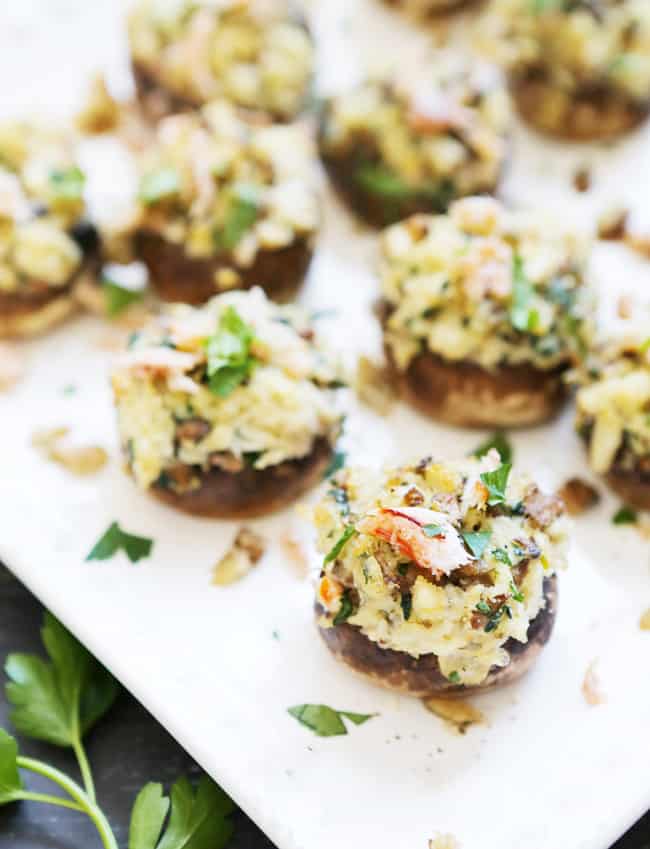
<box><xmin>0</xmin><ymin>564</ymin><xmax>647</xmax><ymax>849</ymax></box>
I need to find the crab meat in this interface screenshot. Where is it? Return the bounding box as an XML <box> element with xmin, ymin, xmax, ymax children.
<box><xmin>356</xmin><ymin>507</ymin><xmax>470</xmax><ymax>577</ymax></box>
<box><xmin>117</xmin><ymin>347</ymin><xmax>202</xmax><ymax>378</ymax></box>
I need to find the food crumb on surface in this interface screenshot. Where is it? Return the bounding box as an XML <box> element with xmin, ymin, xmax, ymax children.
<box><xmin>75</xmin><ymin>73</ymin><xmax>120</xmax><ymax>134</ymax></box>
<box><xmin>0</xmin><ymin>343</ymin><xmax>25</xmax><ymax>391</ymax></box>
<box><xmin>582</xmin><ymin>660</ymin><xmax>606</xmax><ymax>706</ymax></box>
<box><xmin>639</xmin><ymin>609</ymin><xmax>650</xmax><ymax>631</ymax></box>
<box><xmin>616</xmin><ymin>295</ymin><xmax>634</xmax><ymax>320</ymax></box>
<box><xmin>572</xmin><ymin>166</ymin><xmax>591</xmax><ymax>193</ymax></box>
<box><xmin>423</xmin><ymin>697</ymin><xmax>485</xmax><ymax>734</ymax></box>
<box><xmin>280</xmin><ymin>531</ymin><xmax>309</xmax><ymax>579</ymax></box>
<box><xmin>212</xmin><ymin>527</ymin><xmax>266</xmax><ymax>586</ymax></box>
<box><xmin>355</xmin><ymin>355</ymin><xmax>396</xmax><ymax>415</ymax></box>
<box><xmin>556</xmin><ymin>477</ymin><xmax>600</xmax><ymax>516</ymax></box>
<box><xmin>428</xmin><ymin>833</ymin><xmax>461</xmax><ymax>849</ymax></box>
<box><xmin>32</xmin><ymin>427</ymin><xmax>108</xmax><ymax>475</ymax></box>
<box><xmin>597</xmin><ymin>206</ymin><xmax>628</xmax><ymax>241</ymax></box>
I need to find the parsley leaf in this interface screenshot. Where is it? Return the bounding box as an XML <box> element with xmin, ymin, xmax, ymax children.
<box><xmin>480</xmin><ymin>463</ymin><xmax>512</xmax><ymax>505</ymax></box>
<box><xmin>0</xmin><ymin>730</ymin><xmax>23</xmax><ymax>804</ymax></box>
<box><xmin>333</xmin><ymin>590</ymin><xmax>354</xmax><ymax>626</ymax></box>
<box><xmin>287</xmin><ymin>704</ymin><xmax>376</xmax><ymax>737</ymax></box>
<box><xmin>472</xmin><ymin>431</ymin><xmax>512</xmax><ymax>464</ymax></box>
<box><xmin>510</xmin><ymin>255</ymin><xmax>537</xmax><ymax>333</ymax></box>
<box><xmin>355</xmin><ymin>163</ymin><xmax>454</xmax><ymax>210</ymax></box>
<box><xmin>86</xmin><ymin>521</ymin><xmax>154</xmax><ymax>564</ymax></box>
<box><xmin>475</xmin><ymin>600</ymin><xmax>491</xmax><ymax>615</ymax></box>
<box><xmin>509</xmin><ymin>581</ymin><xmax>524</xmax><ymax>602</ymax></box>
<box><xmin>447</xmin><ymin>671</ymin><xmax>461</xmax><ymax>684</ymax></box>
<box><xmin>49</xmin><ymin>166</ymin><xmax>85</xmax><ymax>201</ymax></box>
<box><xmin>139</xmin><ymin>168</ymin><xmax>180</xmax><ymax>205</ymax></box>
<box><xmin>204</xmin><ymin>306</ymin><xmax>257</xmax><ymax>398</ymax></box>
<box><xmin>461</xmin><ymin>530</ymin><xmax>491</xmax><ymax>559</ymax></box>
<box><xmin>492</xmin><ymin>547</ymin><xmax>512</xmax><ymax>566</ymax></box>
<box><xmin>103</xmin><ymin>280</ymin><xmax>144</xmax><ymax>318</ymax></box>
<box><xmin>213</xmin><ymin>187</ymin><xmax>259</xmax><ymax>252</ymax></box>
<box><xmin>423</xmin><ymin>524</ymin><xmax>446</xmax><ymax>538</ymax></box>
<box><xmin>137</xmin><ymin>776</ymin><xmax>235</xmax><ymax>849</ymax></box>
<box><xmin>324</xmin><ymin>525</ymin><xmax>357</xmax><ymax>564</ymax></box>
<box><xmin>612</xmin><ymin>506</ymin><xmax>638</xmax><ymax>526</ymax></box>
<box><xmin>129</xmin><ymin>783</ymin><xmax>170</xmax><ymax>849</ymax></box>
<box><xmin>5</xmin><ymin>612</ymin><xmax>119</xmax><ymax>749</ymax></box>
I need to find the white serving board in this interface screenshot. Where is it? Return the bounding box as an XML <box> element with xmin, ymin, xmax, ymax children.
<box><xmin>2</xmin><ymin>2</ymin><xmax>650</xmax><ymax>848</ymax></box>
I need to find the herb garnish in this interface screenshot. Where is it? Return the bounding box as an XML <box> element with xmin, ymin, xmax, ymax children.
<box><xmin>461</xmin><ymin>530</ymin><xmax>491</xmax><ymax>559</ymax></box>
<box><xmin>492</xmin><ymin>547</ymin><xmax>512</xmax><ymax>566</ymax></box>
<box><xmin>509</xmin><ymin>581</ymin><xmax>525</xmax><ymax>603</ymax></box>
<box><xmin>612</xmin><ymin>506</ymin><xmax>638</xmax><ymax>526</ymax></box>
<box><xmin>480</xmin><ymin>463</ymin><xmax>512</xmax><ymax>505</ymax></box>
<box><xmin>328</xmin><ymin>485</ymin><xmax>350</xmax><ymax>517</ymax></box>
<box><xmin>204</xmin><ymin>306</ymin><xmax>257</xmax><ymax>398</ymax></box>
<box><xmin>287</xmin><ymin>704</ymin><xmax>376</xmax><ymax>737</ymax></box>
<box><xmin>103</xmin><ymin>280</ymin><xmax>144</xmax><ymax>318</ymax></box>
<box><xmin>472</xmin><ymin>431</ymin><xmax>512</xmax><ymax>464</ymax></box>
<box><xmin>401</xmin><ymin>591</ymin><xmax>413</xmax><ymax>621</ymax></box>
<box><xmin>447</xmin><ymin>671</ymin><xmax>461</xmax><ymax>684</ymax></box>
<box><xmin>324</xmin><ymin>525</ymin><xmax>357</xmax><ymax>564</ymax></box>
<box><xmin>355</xmin><ymin>163</ymin><xmax>454</xmax><ymax>209</ymax></box>
<box><xmin>510</xmin><ymin>254</ymin><xmax>538</xmax><ymax>333</ymax></box>
<box><xmin>333</xmin><ymin>590</ymin><xmax>354</xmax><ymax>625</ymax></box>
<box><xmin>423</xmin><ymin>524</ymin><xmax>446</xmax><ymax>538</ymax></box>
<box><xmin>138</xmin><ymin>167</ymin><xmax>180</xmax><ymax>205</ymax></box>
<box><xmin>49</xmin><ymin>166</ymin><xmax>85</xmax><ymax>201</ymax></box>
<box><xmin>213</xmin><ymin>186</ymin><xmax>259</xmax><ymax>252</ymax></box>
<box><xmin>86</xmin><ymin>521</ymin><xmax>153</xmax><ymax>564</ymax></box>
<box><xmin>323</xmin><ymin>450</ymin><xmax>346</xmax><ymax>480</ymax></box>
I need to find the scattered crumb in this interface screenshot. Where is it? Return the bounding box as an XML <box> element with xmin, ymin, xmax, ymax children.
<box><xmin>212</xmin><ymin>527</ymin><xmax>266</xmax><ymax>586</ymax></box>
<box><xmin>0</xmin><ymin>342</ymin><xmax>25</xmax><ymax>391</ymax></box>
<box><xmin>355</xmin><ymin>355</ymin><xmax>396</xmax><ymax>415</ymax></box>
<box><xmin>582</xmin><ymin>660</ymin><xmax>606</xmax><ymax>706</ymax></box>
<box><xmin>556</xmin><ymin>477</ymin><xmax>600</xmax><ymax>516</ymax></box>
<box><xmin>32</xmin><ymin>427</ymin><xmax>108</xmax><ymax>475</ymax></box>
<box><xmin>639</xmin><ymin>609</ymin><xmax>650</xmax><ymax>631</ymax></box>
<box><xmin>93</xmin><ymin>327</ymin><xmax>131</xmax><ymax>352</ymax></box>
<box><xmin>423</xmin><ymin>697</ymin><xmax>484</xmax><ymax>734</ymax></box>
<box><xmin>572</xmin><ymin>166</ymin><xmax>591</xmax><ymax>193</ymax></box>
<box><xmin>429</xmin><ymin>834</ymin><xmax>461</xmax><ymax>849</ymax></box>
<box><xmin>280</xmin><ymin>531</ymin><xmax>309</xmax><ymax>579</ymax></box>
<box><xmin>617</xmin><ymin>295</ymin><xmax>634</xmax><ymax>320</ymax></box>
<box><xmin>597</xmin><ymin>206</ymin><xmax>628</xmax><ymax>241</ymax></box>
<box><xmin>624</xmin><ymin>230</ymin><xmax>650</xmax><ymax>259</ymax></box>
<box><xmin>75</xmin><ymin>74</ymin><xmax>120</xmax><ymax>134</ymax></box>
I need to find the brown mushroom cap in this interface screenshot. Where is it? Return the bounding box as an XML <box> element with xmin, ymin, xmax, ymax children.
<box><xmin>317</xmin><ymin>575</ymin><xmax>558</xmax><ymax>699</ymax></box>
<box><xmin>605</xmin><ymin>465</ymin><xmax>650</xmax><ymax>512</ymax></box>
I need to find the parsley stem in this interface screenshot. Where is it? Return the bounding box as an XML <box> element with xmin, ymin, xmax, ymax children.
<box><xmin>17</xmin><ymin>756</ymin><xmax>118</xmax><ymax>849</ymax></box>
<box><xmin>73</xmin><ymin>737</ymin><xmax>96</xmax><ymax>803</ymax></box>
<box><xmin>13</xmin><ymin>790</ymin><xmax>84</xmax><ymax>812</ymax></box>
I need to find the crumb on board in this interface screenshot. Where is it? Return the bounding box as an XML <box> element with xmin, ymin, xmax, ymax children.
<box><xmin>32</xmin><ymin>427</ymin><xmax>108</xmax><ymax>475</ymax></box>
<box><xmin>0</xmin><ymin>342</ymin><xmax>25</xmax><ymax>391</ymax></box>
<box><xmin>582</xmin><ymin>659</ymin><xmax>606</xmax><ymax>706</ymax></box>
<box><xmin>556</xmin><ymin>477</ymin><xmax>600</xmax><ymax>516</ymax></box>
<box><xmin>280</xmin><ymin>531</ymin><xmax>309</xmax><ymax>579</ymax></box>
<box><xmin>639</xmin><ymin>609</ymin><xmax>650</xmax><ymax>631</ymax></box>
<box><xmin>212</xmin><ymin>527</ymin><xmax>266</xmax><ymax>586</ymax></box>
<box><xmin>597</xmin><ymin>206</ymin><xmax>628</xmax><ymax>241</ymax></box>
<box><xmin>423</xmin><ymin>697</ymin><xmax>485</xmax><ymax>734</ymax></box>
<box><xmin>355</xmin><ymin>355</ymin><xmax>396</xmax><ymax>415</ymax></box>
<box><xmin>75</xmin><ymin>74</ymin><xmax>120</xmax><ymax>134</ymax></box>
<box><xmin>429</xmin><ymin>833</ymin><xmax>461</xmax><ymax>849</ymax></box>
<box><xmin>616</xmin><ymin>295</ymin><xmax>634</xmax><ymax>320</ymax></box>
<box><xmin>573</xmin><ymin>166</ymin><xmax>591</xmax><ymax>193</ymax></box>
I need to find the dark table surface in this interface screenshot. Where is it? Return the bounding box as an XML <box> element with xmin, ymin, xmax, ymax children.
<box><xmin>0</xmin><ymin>564</ymin><xmax>647</xmax><ymax>849</ymax></box>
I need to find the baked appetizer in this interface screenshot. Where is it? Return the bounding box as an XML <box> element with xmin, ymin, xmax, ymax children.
<box><xmin>111</xmin><ymin>287</ymin><xmax>344</xmax><ymax>517</ymax></box>
<box><xmin>318</xmin><ymin>57</ymin><xmax>509</xmax><ymax>227</ymax></box>
<box><xmin>380</xmin><ymin>196</ymin><xmax>595</xmax><ymax>427</ymax></box>
<box><xmin>0</xmin><ymin>121</ymin><xmax>98</xmax><ymax>338</ymax></box>
<box><xmin>575</xmin><ymin>334</ymin><xmax>650</xmax><ymax>510</ymax></box>
<box><xmin>494</xmin><ymin>0</ymin><xmax>650</xmax><ymax>140</ymax></box>
<box><xmin>133</xmin><ymin>100</ymin><xmax>319</xmax><ymax>305</ymax></box>
<box><xmin>128</xmin><ymin>0</ymin><xmax>313</xmax><ymax>121</ymax></box>
<box><xmin>314</xmin><ymin>451</ymin><xmax>567</xmax><ymax>696</ymax></box>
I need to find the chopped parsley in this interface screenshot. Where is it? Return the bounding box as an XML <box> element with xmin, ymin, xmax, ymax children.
<box><xmin>492</xmin><ymin>547</ymin><xmax>512</xmax><ymax>566</ymax></box>
<box><xmin>483</xmin><ymin>602</ymin><xmax>512</xmax><ymax>633</ymax></box>
<box><xmin>447</xmin><ymin>671</ymin><xmax>461</xmax><ymax>684</ymax></box>
<box><xmin>102</xmin><ymin>280</ymin><xmax>144</xmax><ymax>318</ymax></box>
<box><xmin>480</xmin><ymin>462</ymin><xmax>512</xmax><ymax>505</ymax></box>
<box><xmin>509</xmin><ymin>581</ymin><xmax>525</xmax><ymax>603</ymax></box>
<box><xmin>400</xmin><ymin>591</ymin><xmax>412</xmax><ymax>621</ymax></box>
<box><xmin>423</xmin><ymin>524</ymin><xmax>446</xmax><ymax>538</ymax></box>
<box><xmin>472</xmin><ymin>431</ymin><xmax>512</xmax><ymax>464</ymax></box>
<box><xmin>333</xmin><ymin>590</ymin><xmax>354</xmax><ymax>626</ymax></box>
<box><xmin>327</xmin><ymin>485</ymin><xmax>350</xmax><ymax>517</ymax></box>
<box><xmin>510</xmin><ymin>254</ymin><xmax>538</xmax><ymax>333</ymax></box>
<box><xmin>287</xmin><ymin>704</ymin><xmax>377</xmax><ymax>737</ymax></box>
<box><xmin>49</xmin><ymin>166</ymin><xmax>85</xmax><ymax>201</ymax></box>
<box><xmin>355</xmin><ymin>163</ymin><xmax>454</xmax><ymax>209</ymax></box>
<box><xmin>213</xmin><ymin>185</ymin><xmax>259</xmax><ymax>252</ymax></box>
<box><xmin>461</xmin><ymin>530</ymin><xmax>491</xmax><ymax>559</ymax></box>
<box><xmin>323</xmin><ymin>525</ymin><xmax>357</xmax><ymax>564</ymax></box>
<box><xmin>138</xmin><ymin>167</ymin><xmax>180</xmax><ymax>205</ymax></box>
<box><xmin>475</xmin><ymin>601</ymin><xmax>491</xmax><ymax>615</ymax></box>
<box><xmin>612</xmin><ymin>506</ymin><xmax>638</xmax><ymax>526</ymax></box>
<box><xmin>323</xmin><ymin>450</ymin><xmax>346</xmax><ymax>480</ymax></box>
<box><xmin>86</xmin><ymin>521</ymin><xmax>153</xmax><ymax>564</ymax></box>
<box><xmin>204</xmin><ymin>306</ymin><xmax>257</xmax><ymax>397</ymax></box>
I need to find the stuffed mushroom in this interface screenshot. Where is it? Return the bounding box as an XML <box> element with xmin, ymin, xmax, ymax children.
<box><xmin>128</xmin><ymin>0</ymin><xmax>314</xmax><ymax>122</ymax></box>
<box><xmin>0</xmin><ymin>121</ymin><xmax>99</xmax><ymax>338</ymax></box>
<box><xmin>575</xmin><ymin>334</ymin><xmax>650</xmax><ymax>510</ymax></box>
<box><xmin>111</xmin><ymin>287</ymin><xmax>344</xmax><ymax>517</ymax></box>
<box><xmin>314</xmin><ymin>451</ymin><xmax>567</xmax><ymax>697</ymax></box>
<box><xmin>318</xmin><ymin>57</ymin><xmax>509</xmax><ymax>227</ymax></box>
<box><xmin>383</xmin><ymin>0</ymin><xmax>477</xmax><ymax>16</ymax></box>
<box><xmin>133</xmin><ymin>100</ymin><xmax>319</xmax><ymax>305</ymax></box>
<box><xmin>380</xmin><ymin>197</ymin><xmax>595</xmax><ymax>428</ymax></box>
<box><xmin>494</xmin><ymin>0</ymin><xmax>650</xmax><ymax>140</ymax></box>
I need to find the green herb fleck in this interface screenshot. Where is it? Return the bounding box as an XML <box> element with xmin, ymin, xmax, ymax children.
<box><xmin>102</xmin><ymin>279</ymin><xmax>144</xmax><ymax>318</ymax></box>
<box><xmin>324</xmin><ymin>525</ymin><xmax>357</xmax><ymax>564</ymax></box>
<box><xmin>86</xmin><ymin>521</ymin><xmax>153</xmax><ymax>564</ymax></box>
<box><xmin>204</xmin><ymin>306</ymin><xmax>257</xmax><ymax>398</ymax></box>
<box><xmin>61</xmin><ymin>384</ymin><xmax>77</xmax><ymax>397</ymax></box>
<box><xmin>509</xmin><ymin>581</ymin><xmax>524</xmax><ymax>602</ymax></box>
<box><xmin>355</xmin><ymin>163</ymin><xmax>454</xmax><ymax>209</ymax></box>
<box><xmin>287</xmin><ymin>704</ymin><xmax>376</xmax><ymax>737</ymax></box>
<box><xmin>492</xmin><ymin>547</ymin><xmax>512</xmax><ymax>566</ymax></box>
<box><xmin>461</xmin><ymin>530</ymin><xmax>491</xmax><ymax>559</ymax></box>
<box><xmin>138</xmin><ymin>167</ymin><xmax>180</xmax><ymax>205</ymax></box>
<box><xmin>49</xmin><ymin>166</ymin><xmax>85</xmax><ymax>201</ymax></box>
<box><xmin>448</xmin><ymin>671</ymin><xmax>461</xmax><ymax>684</ymax></box>
<box><xmin>612</xmin><ymin>506</ymin><xmax>638</xmax><ymax>526</ymax></box>
<box><xmin>323</xmin><ymin>450</ymin><xmax>346</xmax><ymax>480</ymax></box>
<box><xmin>472</xmin><ymin>431</ymin><xmax>512</xmax><ymax>464</ymax></box>
<box><xmin>480</xmin><ymin>463</ymin><xmax>512</xmax><ymax>505</ymax></box>
<box><xmin>400</xmin><ymin>592</ymin><xmax>412</xmax><ymax>621</ymax></box>
<box><xmin>510</xmin><ymin>255</ymin><xmax>537</xmax><ymax>333</ymax></box>
<box><xmin>333</xmin><ymin>590</ymin><xmax>354</xmax><ymax>626</ymax></box>
<box><xmin>213</xmin><ymin>187</ymin><xmax>259</xmax><ymax>252</ymax></box>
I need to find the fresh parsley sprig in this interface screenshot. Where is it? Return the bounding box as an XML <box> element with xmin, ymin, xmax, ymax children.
<box><xmin>288</xmin><ymin>704</ymin><xmax>376</xmax><ymax>737</ymax></box>
<box><xmin>480</xmin><ymin>463</ymin><xmax>512</xmax><ymax>506</ymax></box>
<box><xmin>86</xmin><ymin>521</ymin><xmax>153</xmax><ymax>564</ymax></box>
<box><xmin>204</xmin><ymin>306</ymin><xmax>258</xmax><ymax>398</ymax></box>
